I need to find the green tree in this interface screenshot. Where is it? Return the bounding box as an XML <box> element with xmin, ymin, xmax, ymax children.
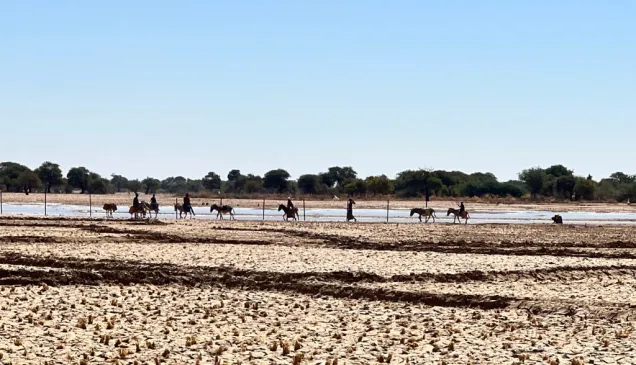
<box><xmin>161</xmin><ymin>176</ymin><xmax>187</xmax><ymax>194</ymax></box>
<box><xmin>186</xmin><ymin>179</ymin><xmax>202</xmax><ymax>193</ymax></box>
<box><xmin>110</xmin><ymin>174</ymin><xmax>129</xmax><ymax>192</ymax></box>
<box><xmin>297</xmin><ymin>174</ymin><xmax>322</xmax><ymax>194</ymax></box>
<box><xmin>574</xmin><ymin>177</ymin><xmax>596</xmax><ymax>200</ymax></box>
<box><xmin>545</xmin><ymin>164</ymin><xmax>573</xmax><ymax>178</ymax></box>
<box><xmin>609</xmin><ymin>172</ymin><xmax>635</xmax><ymax>185</ymax></box>
<box><xmin>555</xmin><ymin>175</ymin><xmax>576</xmax><ymax>200</ymax></box>
<box><xmin>141</xmin><ymin>177</ymin><xmax>160</xmax><ymax>194</ymax></box>
<box><xmin>244</xmin><ymin>174</ymin><xmax>263</xmax><ymax>193</ymax></box>
<box><xmin>35</xmin><ymin>162</ymin><xmax>63</xmax><ymax>193</ymax></box>
<box><xmin>89</xmin><ymin>178</ymin><xmax>110</xmax><ymax>194</ymax></box>
<box><xmin>365</xmin><ymin>175</ymin><xmax>393</xmax><ymax>196</ymax></box>
<box><xmin>17</xmin><ymin>170</ymin><xmax>42</xmax><ymax>194</ymax></box>
<box><xmin>127</xmin><ymin>179</ymin><xmax>143</xmax><ymax>193</ymax></box>
<box><xmin>85</xmin><ymin>173</ymin><xmax>110</xmax><ymax>194</ymax></box>
<box><xmin>518</xmin><ymin>167</ymin><xmax>546</xmax><ymax>198</ymax></box>
<box><xmin>0</xmin><ymin>162</ymin><xmax>31</xmax><ymax>192</ymax></box>
<box><xmin>498</xmin><ymin>181</ymin><xmax>525</xmax><ymax>197</ymax></box>
<box><xmin>202</xmin><ymin>172</ymin><xmax>222</xmax><ymax>191</ymax></box>
<box><xmin>343</xmin><ymin>179</ymin><xmax>367</xmax><ymax>196</ymax></box>
<box><xmin>597</xmin><ymin>179</ymin><xmax>619</xmax><ymax>201</ymax></box>
<box><xmin>320</xmin><ymin>166</ymin><xmax>357</xmax><ymax>189</ymax></box>
<box><xmin>225</xmin><ymin>169</ymin><xmax>246</xmax><ymax>193</ymax></box>
<box><xmin>227</xmin><ymin>169</ymin><xmax>242</xmax><ymax>182</ymax></box>
<box><xmin>319</xmin><ymin>172</ymin><xmax>336</xmax><ymax>188</ymax></box>
<box><xmin>263</xmin><ymin>169</ymin><xmax>291</xmax><ymax>193</ymax></box>
<box><xmin>394</xmin><ymin>169</ymin><xmax>443</xmax><ymax>198</ymax></box>
<box><xmin>67</xmin><ymin>167</ymin><xmax>91</xmax><ymax>193</ymax></box>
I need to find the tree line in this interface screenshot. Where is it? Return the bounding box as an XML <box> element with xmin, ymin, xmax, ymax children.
<box><xmin>0</xmin><ymin>161</ymin><xmax>634</xmax><ymax>202</ymax></box>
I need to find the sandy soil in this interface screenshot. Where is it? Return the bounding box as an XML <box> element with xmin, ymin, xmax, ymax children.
<box><xmin>2</xmin><ymin>192</ymin><xmax>636</xmax><ymax>212</ymax></box>
<box><xmin>0</xmin><ymin>217</ymin><xmax>635</xmax><ymax>364</ymax></box>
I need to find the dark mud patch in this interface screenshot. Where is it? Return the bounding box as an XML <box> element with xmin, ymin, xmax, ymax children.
<box><xmin>78</xmin><ymin>224</ymin><xmax>273</xmax><ymax>245</ymax></box>
<box><xmin>1</xmin><ymin>253</ymin><xmax>635</xmax><ymax>311</ymax></box>
<box><xmin>0</xmin><ymin>236</ymin><xmax>98</xmax><ymax>244</ymax></box>
<box><xmin>207</xmin><ymin>225</ymin><xmax>636</xmax><ymax>251</ymax></box>
<box><xmin>0</xmin><ymin>254</ymin><xmax>509</xmax><ymax>310</ymax></box>
<box><xmin>1</xmin><ymin>252</ymin><xmax>635</xmax><ymax>286</ymax></box>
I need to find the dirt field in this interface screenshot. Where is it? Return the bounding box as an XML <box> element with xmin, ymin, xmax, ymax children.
<box><xmin>3</xmin><ymin>192</ymin><xmax>636</xmax><ymax>212</ymax></box>
<box><xmin>0</xmin><ymin>217</ymin><xmax>635</xmax><ymax>364</ymax></box>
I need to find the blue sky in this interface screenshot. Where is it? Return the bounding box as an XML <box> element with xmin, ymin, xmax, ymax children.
<box><xmin>1</xmin><ymin>0</ymin><xmax>634</xmax><ymax>182</ymax></box>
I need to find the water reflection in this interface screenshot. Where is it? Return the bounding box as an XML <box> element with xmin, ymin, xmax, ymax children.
<box><xmin>2</xmin><ymin>203</ymin><xmax>636</xmax><ymax>225</ymax></box>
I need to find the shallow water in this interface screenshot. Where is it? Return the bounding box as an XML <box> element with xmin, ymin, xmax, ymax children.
<box><xmin>2</xmin><ymin>203</ymin><xmax>636</xmax><ymax>225</ymax></box>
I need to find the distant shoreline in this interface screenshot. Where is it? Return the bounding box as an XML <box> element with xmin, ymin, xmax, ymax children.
<box><xmin>0</xmin><ymin>192</ymin><xmax>633</xmax><ymax>213</ymax></box>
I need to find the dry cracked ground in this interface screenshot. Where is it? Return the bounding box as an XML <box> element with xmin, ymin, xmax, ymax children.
<box><xmin>1</xmin><ymin>217</ymin><xmax>636</xmax><ymax>364</ymax></box>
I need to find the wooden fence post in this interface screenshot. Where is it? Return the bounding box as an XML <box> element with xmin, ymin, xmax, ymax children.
<box><xmin>175</xmin><ymin>198</ymin><xmax>178</xmax><ymax>219</ymax></box>
<box><xmin>303</xmin><ymin>199</ymin><xmax>306</xmax><ymax>221</ymax></box>
<box><xmin>44</xmin><ymin>191</ymin><xmax>47</xmax><ymax>216</ymax></box>
<box><xmin>386</xmin><ymin>200</ymin><xmax>389</xmax><ymax>223</ymax></box>
<box><xmin>1</xmin><ymin>190</ymin><xmax>3</xmax><ymax>214</ymax></box>
<box><xmin>89</xmin><ymin>193</ymin><xmax>92</xmax><ymax>218</ymax></box>
<box><xmin>262</xmin><ymin>199</ymin><xmax>265</xmax><ymax>220</ymax></box>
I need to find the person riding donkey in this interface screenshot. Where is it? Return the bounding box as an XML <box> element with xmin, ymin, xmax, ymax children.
<box><xmin>133</xmin><ymin>192</ymin><xmax>140</xmax><ymax>210</ymax></box>
<box><xmin>458</xmin><ymin>201</ymin><xmax>465</xmax><ymax>216</ymax></box>
<box><xmin>287</xmin><ymin>197</ymin><xmax>294</xmax><ymax>211</ymax></box>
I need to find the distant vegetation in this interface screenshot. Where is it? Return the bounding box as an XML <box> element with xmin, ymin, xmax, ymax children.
<box><xmin>0</xmin><ymin>161</ymin><xmax>634</xmax><ymax>202</ymax></box>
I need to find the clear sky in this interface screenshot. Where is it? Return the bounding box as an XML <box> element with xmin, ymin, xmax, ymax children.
<box><xmin>2</xmin><ymin>1</ymin><xmax>634</xmax><ymax>182</ymax></box>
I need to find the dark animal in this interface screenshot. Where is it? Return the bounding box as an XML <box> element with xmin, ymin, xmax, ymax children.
<box><xmin>147</xmin><ymin>202</ymin><xmax>159</xmax><ymax>219</ymax></box>
<box><xmin>552</xmin><ymin>214</ymin><xmax>563</xmax><ymax>224</ymax></box>
<box><xmin>410</xmin><ymin>208</ymin><xmax>437</xmax><ymax>223</ymax></box>
<box><xmin>447</xmin><ymin>208</ymin><xmax>469</xmax><ymax>224</ymax></box>
<box><xmin>277</xmin><ymin>204</ymin><xmax>299</xmax><ymax>221</ymax></box>
<box><xmin>103</xmin><ymin>203</ymin><xmax>117</xmax><ymax>218</ymax></box>
<box><xmin>129</xmin><ymin>201</ymin><xmax>151</xmax><ymax>219</ymax></box>
<box><xmin>210</xmin><ymin>204</ymin><xmax>236</xmax><ymax>220</ymax></box>
<box><xmin>174</xmin><ymin>203</ymin><xmax>195</xmax><ymax>219</ymax></box>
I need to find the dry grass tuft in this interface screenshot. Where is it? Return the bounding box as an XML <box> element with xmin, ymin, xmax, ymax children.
<box><xmin>186</xmin><ymin>336</ymin><xmax>197</xmax><ymax>347</ymax></box>
<box><xmin>292</xmin><ymin>354</ymin><xmax>304</xmax><ymax>365</ymax></box>
<box><xmin>213</xmin><ymin>346</ymin><xmax>228</xmax><ymax>356</ymax></box>
<box><xmin>118</xmin><ymin>348</ymin><xmax>130</xmax><ymax>359</ymax></box>
<box><xmin>282</xmin><ymin>341</ymin><xmax>291</xmax><ymax>355</ymax></box>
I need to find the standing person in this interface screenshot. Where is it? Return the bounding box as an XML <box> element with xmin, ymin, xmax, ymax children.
<box><xmin>150</xmin><ymin>194</ymin><xmax>158</xmax><ymax>211</ymax></box>
<box><xmin>346</xmin><ymin>197</ymin><xmax>356</xmax><ymax>222</ymax></box>
<box><xmin>183</xmin><ymin>193</ymin><xmax>194</xmax><ymax>216</ymax></box>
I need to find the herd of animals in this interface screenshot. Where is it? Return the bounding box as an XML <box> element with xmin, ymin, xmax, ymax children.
<box><xmin>101</xmin><ymin>201</ymin><xmax>566</xmax><ymax>224</ymax></box>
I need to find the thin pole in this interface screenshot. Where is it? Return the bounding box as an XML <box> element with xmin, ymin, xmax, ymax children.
<box><xmin>175</xmin><ymin>198</ymin><xmax>178</xmax><ymax>219</ymax></box>
<box><xmin>1</xmin><ymin>190</ymin><xmax>3</xmax><ymax>214</ymax></box>
<box><xmin>303</xmin><ymin>199</ymin><xmax>306</xmax><ymax>221</ymax></box>
<box><xmin>89</xmin><ymin>193</ymin><xmax>92</xmax><ymax>218</ymax></box>
<box><xmin>386</xmin><ymin>200</ymin><xmax>389</xmax><ymax>223</ymax></box>
<box><xmin>262</xmin><ymin>199</ymin><xmax>265</xmax><ymax>220</ymax></box>
<box><xmin>44</xmin><ymin>191</ymin><xmax>47</xmax><ymax>216</ymax></box>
